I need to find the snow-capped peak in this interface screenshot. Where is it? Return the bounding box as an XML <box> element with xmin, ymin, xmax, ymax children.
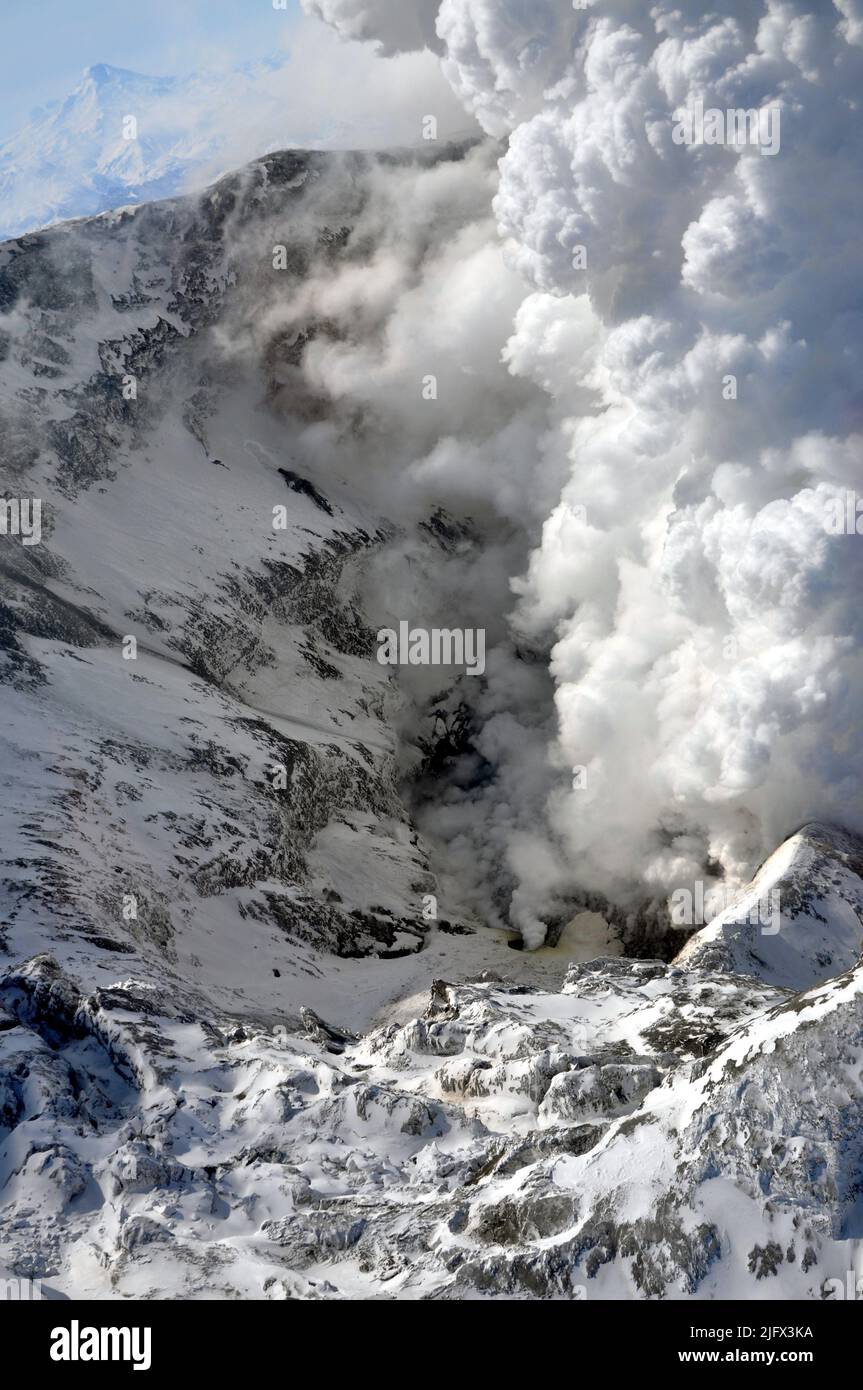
<box><xmin>0</xmin><ymin>60</ymin><xmax>281</xmax><ymax>241</ymax></box>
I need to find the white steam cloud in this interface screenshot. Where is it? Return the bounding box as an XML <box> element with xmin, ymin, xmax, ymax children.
<box><xmin>301</xmin><ymin>0</ymin><xmax>863</xmax><ymax>945</ymax></box>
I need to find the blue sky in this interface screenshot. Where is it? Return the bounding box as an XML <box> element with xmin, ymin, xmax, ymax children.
<box><xmin>0</xmin><ymin>0</ymin><xmax>303</xmax><ymax>139</ymax></box>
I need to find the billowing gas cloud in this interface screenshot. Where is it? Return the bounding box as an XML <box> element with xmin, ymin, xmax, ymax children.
<box><xmin>303</xmin><ymin>0</ymin><xmax>444</xmax><ymax>55</ymax></box>
<box><xmin>304</xmin><ymin>0</ymin><xmax>863</xmax><ymax>944</ymax></box>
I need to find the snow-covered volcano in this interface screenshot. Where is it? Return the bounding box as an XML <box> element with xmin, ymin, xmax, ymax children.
<box><xmin>1</xmin><ymin>141</ymin><xmax>863</xmax><ymax>1301</ymax></box>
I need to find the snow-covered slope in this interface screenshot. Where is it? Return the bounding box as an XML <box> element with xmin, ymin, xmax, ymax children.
<box><xmin>0</xmin><ymin>139</ymin><xmax>567</xmax><ymax>1029</ymax></box>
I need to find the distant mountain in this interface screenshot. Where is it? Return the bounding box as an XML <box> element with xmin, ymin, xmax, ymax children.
<box><xmin>0</xmin><ymin>63</ymin><xmax>266</xmax><ymax>239</ymax></box>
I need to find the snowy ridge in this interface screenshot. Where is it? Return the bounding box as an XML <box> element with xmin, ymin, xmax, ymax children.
<box><xmin>674</xmin><ymin>822</ymin><xmax>863</xmax><ymax>990</ymax></box>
